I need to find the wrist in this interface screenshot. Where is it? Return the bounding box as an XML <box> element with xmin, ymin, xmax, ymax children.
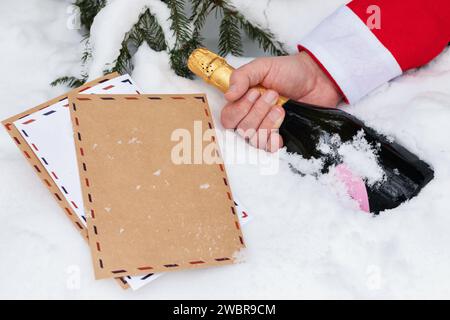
<box><xmin>300</xmin><ymin>51</ymin><xmax>344</xmax><ymax>107</ymax></box>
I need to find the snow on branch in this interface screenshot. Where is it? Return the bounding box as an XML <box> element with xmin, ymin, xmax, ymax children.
<box><xmin>53</xmin><ymin>0</ymin><xmax>287</xmax><ymax>87</ymax></box>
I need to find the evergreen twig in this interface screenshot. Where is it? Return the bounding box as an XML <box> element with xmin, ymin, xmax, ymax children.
<box><xmin>74</xmin><ymin>0</ymin><xmax>107</xmax><ymax>32</ymax></box>
<box><xmin>218</xmin><ymin>7</ymin><xmax>243</xmax><ymax>56</ymax></box>
<box><xmin>133</xmin><ymin>9</ymin><xmax>167</xmax><ymax>52</ymax></box>
<box><xmin>219</xmin><ymin>0</ymin><xmax>286</xmax><ymax>56</ymax></box>
<box><xmin>51</xmin><ymin>0</ymin><xmax>105</xmax><ymax>87</ymax></box>
<box><xmin>191</xmin><ymin>0</ymin><xmax>213</xmax><ymax>32</ymax></box>
<box><xmin>167</xmin><ymin>0</ymin><xmax>192</xmax><ymax>48</ymax></box>
<box><xmin>53</xmin><ymin>0</ymin><xmax>287</xmax><ymax>88</ymax></box>
<box><xmin>239</xmin><ymin>18</ymin><xmax>285</xmax><ymax>56</ymax></box>
<box><xmin>106</xmin><ymin>8</ymin><xmax>169</xmax><ymax>75</ymax></box>
<box><xmin>50</xmin><ymin>75</ymin><xmax>87</xmax><ymax>88</ymax></box>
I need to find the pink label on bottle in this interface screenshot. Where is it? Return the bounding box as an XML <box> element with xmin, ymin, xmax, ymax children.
<box><xmin>335</xmin><ymin>164</ymin><xmax>370</xmax><ymax>213</ymax></box>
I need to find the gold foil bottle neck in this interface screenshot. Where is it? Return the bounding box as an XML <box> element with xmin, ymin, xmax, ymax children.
<box><xmin>188</xmin><ymin>48</ymin><xmax>288</xmax><ymax>105</ymax></box>
<box><xmin>188</xmin><ymin>48</ymin><xmax>234</xmax><ymax>93</ymax></box>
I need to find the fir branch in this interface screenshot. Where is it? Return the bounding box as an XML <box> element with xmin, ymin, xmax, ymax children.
<box><xmin>239</xmin><ymin>17</ymin><xmax>286</xmax><ymax>56</ymax></box>
<box><xmin>190</xmin><ymin>0</ymin><xmax>210</xmax><ymax>46</ymax></box>
<box><xmin>110</xmin><ymin>40</ymin><xmax>133</xmax><ymax>75</ymax></box>
<box><xmin>80</xmin><ymin>36</ymin><xmax>92</xmax><ymax>65</ymax></box>
<box><xmin>169</xmin><ymin>37</ymin><xmax>203</xmax><ymax>78</ymax></box>
<box><xmin>191</xmin><ymin>0</ymin><xmax>213</xmax><ymax>32</ymax></box>
<box><xmin>167</xmin><ymin>0</ymin><xmax>192</xmax><ymax>48</ymax></box>
<box><xmin>218</xmin><ymin>7</ymin><xmax>243</xmax><ymax>56</ymax></box>
<box><xmin>50</xmin><ymin>75</ymin><xmax>87</xmax><ymax>88</ymax></box>
<box><xmin>106</xmin><ymin>8</ymin><xmax>168</xmax><ymax>75</ymax></box>
<box><xmin>132</xmin><ymin>9</ymin><xmax>167</xmax><ymax>52</ymax></box>
<box><xmin>81</xmin><ymin>47</ymin><xmax>91</xmax><ymax>64</ymax></box>
<box><xmin>51</xmin><ymin>1</ymin><xmax>104</xmax><ymax>88</ymax></box>
<box><xmin>74</xmin><ymin>0</ymin><xmax>107</xmax><ymax>32</ymax></box>
<box><xmin>54</xmin><ymin>0</ymin><xmax>288</xmax><ymax>86</ymax></box>
<box><xmin>219</xmin><ymin>1</ymin><xmax>286</xmax><ymax>56</ymax></box>
<box><xmin>166</xmin><ymin>0</ymin><xmax>202</xmax><ymax>77</ymax></box>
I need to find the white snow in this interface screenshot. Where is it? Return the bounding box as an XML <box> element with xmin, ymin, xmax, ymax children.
<box><xmin>128</xmin><ymin>137</ymin><xmax>142</xmax><ymax>144</ymax></box>
<box><xmin>318</xmin><ymin>130</ymin><xmax>385</xmax><ymax>186</ymax></box>
<box><xmin>87</xmin><ymin>0</ymin><xmax>174</xmax><ymax>79</ymax></box>
<box><xmin>2</xmin><ymin>0</ymin><xmax>450</xmax><ymax>299</ymax></box>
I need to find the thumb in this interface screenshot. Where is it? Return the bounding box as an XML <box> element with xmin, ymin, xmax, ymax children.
<box><xmin>224</xmin><ymin>58</ymin><xmax>272</xmax><ymax>102</ymax></box>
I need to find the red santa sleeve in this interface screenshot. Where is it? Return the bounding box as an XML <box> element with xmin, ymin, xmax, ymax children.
<box><xmin>298</xmin><ymin>0</ymin><xmax>450</xmax><ymax>104</ymax></box>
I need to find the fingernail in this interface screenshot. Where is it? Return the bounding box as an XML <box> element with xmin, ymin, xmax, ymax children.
<box><xmin>247</xmin><ymin>89</ymin><xmax>260</xmax><ymax>103</ymax></box>
<box><xmin>269</xmin><ymin>107</ymin><xmax>284</xmax><ymax>127</ymax></box>
<box><xmin>263</xmin><ymin>90</ymin><xmax>278</xmax><ymax>105</ymax></box>
<box><xmin>266</xmin><ymin>132</ymin><xmax>282</xmax><ymax>152</ymax></box>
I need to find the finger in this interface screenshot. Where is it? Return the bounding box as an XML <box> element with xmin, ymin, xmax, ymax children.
<box><xmin>221</xmin><ymin>88</ymin><xmax>260</xmax><ymax>129</ymax></box>
<box><xmin>250</xmin><ymin>105</ymin><xmax>285</xmax><ymax>150</ymax></box>
<box><xmin>266</xmin><ymin>131</ymin><xmax>284</xmax><ymax>153</ymax></box>
<box><xmin>224</xmin><ymin>58</ymin><xmax>272</xmax><ymax>102</ymax></box>
<box><xmin>237</xmin><ymin>90</ymin><xmax>279</xmax><ymax>141</ymax></box>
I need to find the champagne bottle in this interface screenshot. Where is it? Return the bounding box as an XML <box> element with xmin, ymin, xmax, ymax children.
<box><xmin>188</xmin><ymin>48</ymin><xmax>434</xmax><ymax>213</ymax></box>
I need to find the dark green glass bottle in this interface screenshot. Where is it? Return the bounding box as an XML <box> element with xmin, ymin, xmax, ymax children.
<box><xmin>280</xmin><ymin>101</ymin><xmax>434</xmax><ymax>213</ymax></box>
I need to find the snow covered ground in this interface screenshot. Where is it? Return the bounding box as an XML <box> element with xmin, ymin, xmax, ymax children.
<box><xmin>2</xmin><ymin>0</ymin><xmax>450</xmax><ymax>299</ymax></box>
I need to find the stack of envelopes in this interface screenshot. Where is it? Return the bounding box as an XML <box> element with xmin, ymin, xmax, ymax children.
<box><xmin>2</xmin><ymin>73</ymin><xmax>249</xmax><ymax>290</ymax></box>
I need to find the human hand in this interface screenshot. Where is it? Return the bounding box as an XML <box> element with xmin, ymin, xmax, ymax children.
<box><xmin>221</xmin><ymin>52</ymin><xmax>342</xmax><ymax>152</ymax></box>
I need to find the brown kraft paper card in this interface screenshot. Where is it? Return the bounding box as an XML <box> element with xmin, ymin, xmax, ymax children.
<box><xmin>69</xmin><ymin>94</ymin><xmax>245</xmax><ymax>280</ymax></box>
